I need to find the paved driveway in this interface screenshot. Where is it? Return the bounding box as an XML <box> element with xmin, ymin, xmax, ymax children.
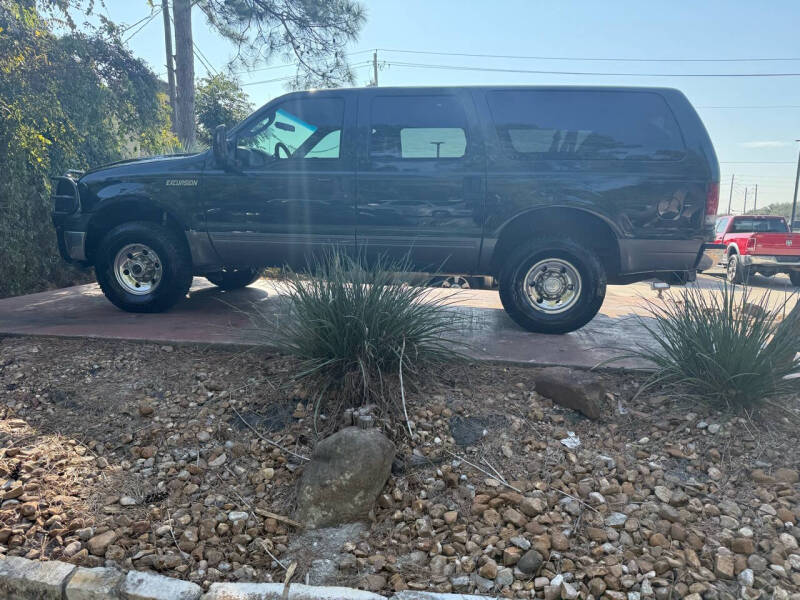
<box><xmin>0</xmin><ymin>273</ymin><xmax>795</xmax><ymax>370</ymax></box>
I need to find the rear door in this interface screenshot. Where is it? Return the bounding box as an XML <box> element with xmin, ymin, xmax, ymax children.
<box><xmin>203</xmin><ymin>93</ymin><xmax>356</xmax><ymax>268</ymax></box>
<box><xmin>355</xmin><ymin>89</ymin><xmax>485</xmax><ymax>273</ymax></box>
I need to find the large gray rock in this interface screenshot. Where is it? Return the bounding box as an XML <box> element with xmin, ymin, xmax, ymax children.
<box><xmin>534</xmin><ymin>366</ymin><xmax>606</xmax><ymax>420</ymax></box>
<box><xmin>66</xmin><ymin>566</ymin><xmax>124</xmax><ymax>599</ymax></box>
<box><xmin>296</xmin><ymin>427</ymin><xmax>395</xmax><ymax>528</ymax></box>
<box><xmin>0</xmin><ymin>556</ymin><xmax>76</xmax><ymax>600</ymax></box>
<box><xmin>203</xmin><ymin>582</ymin><xmax>387</xmax><ymax>599</ymax></box>
<box><xmin>119</xmin><ymin>570</ymin><xmax>202</xmax><ymax>600</ymax></box>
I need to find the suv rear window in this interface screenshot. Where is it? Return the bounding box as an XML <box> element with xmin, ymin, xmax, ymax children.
<box><xmin>731</xmin><ymin>218</ymin><xmax>789</xmax><ymax>233</ymax></box>
<box><xmin>486</xmin><ymin>90</ymin><xmax>685</xmax><ymax>161</ymax></box>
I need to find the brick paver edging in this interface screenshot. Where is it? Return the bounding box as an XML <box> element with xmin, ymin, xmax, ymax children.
<box><xmin>0</xmin><ymin>555</ymin><xmax>500</xmax><ymax>600</ymax></box>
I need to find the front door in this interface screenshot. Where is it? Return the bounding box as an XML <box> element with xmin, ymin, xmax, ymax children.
<box><xmin>203</xmin><ymin>93</ymin><xmax>355</xmax><ymax>269</ymax></box>
<box><xmin>356</xmin><ymin>90</ymin><xmax>485</xmax><ymax>273</ymax></box>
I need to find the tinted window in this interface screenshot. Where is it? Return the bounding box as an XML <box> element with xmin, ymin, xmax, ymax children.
<box><xmin>370</xmin><ymin>96</ymin><xmax>468</xmax><ymax>159</ymax></box>
<box><xmin>731</xmin><ymin>218</ymin><xmax>789</xmax><ymax>233</ymax></box>
<box><xmin>236</xmin><ymin>97</ymin><xmax>344</xmax><ymax>166</ymax></box>
<box><xmin>487</xmin><ymin>90</ymin><xmax>685</xmax><ymax>161</ymax></box>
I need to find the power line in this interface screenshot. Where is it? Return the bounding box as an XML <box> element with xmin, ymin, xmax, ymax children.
<box><xmin>240</xmin><ymin>61</ymin><xmax>373</xmax><ymax>87</ymax></box>
<box><xmin>384</xmin><ymin>60</ymin><xmax>800</xmax><ymax>78</ymax></box>
<box><xmin>123</xmin><ymin>8</ymin><xmax>162</xmax><ymax>43</ymax></box>
<box><xmin>120</xmin><ymin>9</ymin><xmax>161</xmax><ymax>34</ymax></box>
<box><xmin>230</xmin><ymin>49</ymin><xmax>375</xmax><ymax>76</ymax></box>
<box><xmin>375</xmin><ymin>48</ymin><xmax>800</xmax><ymax>63</ymax></box>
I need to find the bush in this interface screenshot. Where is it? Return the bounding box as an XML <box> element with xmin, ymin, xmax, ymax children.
<box><xmin>621</xmin><ymin>283</ymin><xmax>799</xmax><ymax>408</ymax></box>
<box><xmin>250</xmin><ymin>249</ymin><xmax>465</xmax><ymax>426</ymax></box>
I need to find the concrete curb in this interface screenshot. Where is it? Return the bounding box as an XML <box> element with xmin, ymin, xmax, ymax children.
<box><xmin>0</xmin><ymin>556</ymin><xmax>500</xmax><ymax>600</ymax></box>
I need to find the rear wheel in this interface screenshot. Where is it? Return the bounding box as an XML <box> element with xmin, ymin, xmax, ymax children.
<box><xmin>95</xmin><ymin>222</ymin><xmax>192</xmax><ymax>313</ymax></box>
<box><xmin>790</xmin><ymin>271</ymin><xmax>800</xmax><ymax>287</ymax></box>
<box><xmin>205</xmin><ymin>268</ymin><xmax>261</xmax><ymax>290</ymax></box>
<box><xmin>726</xmin><ymin>253</ymin><xmax>750</xmax><ymax>284</ymax></box>
<box><xmin>498</xmin><ymin>237</ymin><xmax>606</xmax><ymax>334</ymax></box>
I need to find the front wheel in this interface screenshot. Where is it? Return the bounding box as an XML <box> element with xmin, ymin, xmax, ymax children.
<box><xmin>726</xmin><ymin>253</ymin><xmax>750</xmax><ymax>284</ymax></box>
<box><xmin>95</xmin><ymin>222</ymin><xmax>192</xmax><ymax>313</ymax></box>
<box><xmin>790</xmin><ymin>271</ymin><xmax>800</xmax><ymax>287</ymax></box>
<box><xmin>205</xmin><ymin>268</ymin><xmax>261</xmax><ymax>290</ymax></box>
<box><xmin>498</xmin><ymin>238</ymin><xmax>606</xmax><ymax>334</ymax></box>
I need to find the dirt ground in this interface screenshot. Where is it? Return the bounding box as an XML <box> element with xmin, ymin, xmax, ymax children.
<box><xmin>1</xmin><ymin>336</ymin><xmax>799</xmax><ymax>599</ymax></box>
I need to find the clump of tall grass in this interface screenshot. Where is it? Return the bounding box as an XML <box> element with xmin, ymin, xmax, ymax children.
<box><xmin>620</xmin><ymin>283</ymin><xmax>798</xmax><ymax>408</ymax></box>
<box><xmin>253</xmin><ymin>249</ymin><xmax>466</xmax><ymax>428</ymax></box>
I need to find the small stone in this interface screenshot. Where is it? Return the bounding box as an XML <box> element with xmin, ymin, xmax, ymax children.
<box><xmin>479</xmin><ymin>558</ymin><xmax>498</xmax><ymax>579</ymax></box>
<box><xmin>775</xmin><ymin>468</ymin><xmax>799</xmax><ymax>484</ymax></box>
<box><xmin>196</xmin><ymin>431</ymin><xmax>211</xmax><ymax>442</ymax></box>
<box><xmin>732</xmin><ymin>538</ymin><xmax>755</xmax><ymax>554</ymax></box>
<box><xmin>138</xmin><ymin>399</ymin><xmax>154</xmax><ymax>416</ymax></box>
<box><xmin>443</xmin><ymin>511</ymin><xmax>458</xmax><ymax>525</ymax></box>
<box><xmin>361</xmin><ymin>574</ymin><xmax>386</xmax><ymax>592</ymax></box>
<box><xmin>495</xmin><ymin>567</ymin><xmax>514</xmax><ymax>587</ymax></box>
<box><xmin>228</xmin><ymin>511</ymin><xmax>248</xmax><ymax>523</ymax></box>
<box><xmin>62</xmin><ymin>541</ymin><xmax>82</xmax><ymax>558</ymax></box>
<box><xmin>606</xmin><ymin>512</ymin><xmax>628</xmax><ymax>528</ymax></box>
<box><xmin>519</xmin><ymin>496</ymin><xmax>547</xmax><ymax>517</ymax></box>
<box><xmin>715</xmin><ymin>553</ymin><xmax>735</xmax><ymax>579</ymax></box>
<box><xmin>748</xmin><ymin>554</ymin><xmax>768</xmax><ymax>572</ymax></box>
<box><xmin>119</xmin><ymin>496</ymin><xmax>138</xmax><ymax>506</ymax></box>
<box><xmin>208</xmin><ymin>453</ymin><xmax>227</xmax><ymax>467</ymax></box>
<box><xmin>517</xmin><ymin>549</ymin><xmax>544</xmax><ymax>575</ymax></box>
<box><xmin>87</xmin><ymin>530</ymin><xmax>117</xmax><ymax>556</ymax></box>
<box><xmin>654</xmin><ymin>486</ymin><xmax>671</xmax><ymax>503</ymax></box>
<box><xmin>561</xmin><ymin>581</ymin><xmax>579</xmax><ymax>599</ymax></box>
<box><xmin>738</xmin><ymin>568</ymin><xmax>754</xmax><ymax>587</ymax></box>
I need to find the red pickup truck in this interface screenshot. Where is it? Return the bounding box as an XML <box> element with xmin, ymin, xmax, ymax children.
<box><xmin>714</xmin><ymin>215</ymin><xmax>800</xmax><ymax>286</ymax></box>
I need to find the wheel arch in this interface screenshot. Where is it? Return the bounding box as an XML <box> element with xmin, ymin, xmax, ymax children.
<box><xmin>84</xmin><ymin>196</ymin><xmax>188</xmax><ymax>264</ymax></box>
<box><xmin>489</xmin><ymin>206</ymin><xmax>621</xmax><ymax>280</ymax></box>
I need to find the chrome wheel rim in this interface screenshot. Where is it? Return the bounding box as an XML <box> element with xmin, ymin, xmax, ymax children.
<box><xmin>727</xmin><ymin>256</ymin><xmax>737</xmax><ymax>281</ymax></box>
<box><xmin>523</xmin><ymin>258</ymin><xmax>582</xmax><ymax>314</ymax></box>
<box><xmin>113</xmin><ymin>243</ymin><xmax>163</xmax><ymax>295</ymax></box>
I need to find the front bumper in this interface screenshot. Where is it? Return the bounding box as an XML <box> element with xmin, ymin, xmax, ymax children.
<box><xmin>56</xmin><ymin>229</ymin><xmax>87</xmax><ymax>262</ymax></box>
<box><xmin>741</xmin><ymin>254</ymin><xmax>800</xmax><ymax>269</ymax></box>
<box><xmin>696</xmin><ymin>243</ymin><xmax>726</xmax><ymax>272</ymax></box>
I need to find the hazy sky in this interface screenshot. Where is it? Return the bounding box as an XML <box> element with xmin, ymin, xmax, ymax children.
<box><xmin>92</xmin><ymin>0</ymin><xmax>800</xmax><ymax>212</ymax></box>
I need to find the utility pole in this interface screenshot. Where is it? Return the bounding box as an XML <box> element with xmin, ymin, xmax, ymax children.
<box><xmin>727</xmin><ymin>173</ymin><xmax>735</xmax><ymax>214</ymax></box>
<box><xmin>161</xmin><ymin>0</ymin><xmax>177</xmax><ymax>133</ymax></box>
<box><xmin>743</xmin><ymin>187</ymin><xmax>748</xmax><ymax>215</ymax></box>
<box><xmin>173</xmin><ymin>0</ymin><xmax>195</xmax><ymax>148</ymax></box>
<box><xmin>753</xmin><ymin>184</ymin><xmax>758</xmax><ymax>212</ymax></box>
<box><xmin>792</xmin><ymin>140</ymin><xmax>800</xmax><ymax>231</ymax></box>
<box><xmin>372</xmin><ymin>51</ymin><xmax>378</xmax><ymax>87</ymax></box>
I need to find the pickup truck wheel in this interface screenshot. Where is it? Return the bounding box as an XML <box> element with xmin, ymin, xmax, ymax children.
<box><xmin>790</xmin><ymin>271</ymin><xmax>800</xmax><ymax>287</ymax></box>
<box><xmin>95</xmin><ymin>222</ymin><xmax>192</xmax><ymax>313</ymax></box>
<box><xmin>726</xmin><ymin>253</ymin><xmax>750</xmax><ymax>284</ymax></box>
<box><xmin>498</xmin><ymin>238</ymin><xmax>606</xmax><ymax>334</ymax></box>
<box><xmin>205</xmin><ymin>268</ymin><xmax>261</xmax><ymax>290</ymax></box>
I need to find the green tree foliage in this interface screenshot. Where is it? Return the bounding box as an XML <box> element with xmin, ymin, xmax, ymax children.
<box><xmin>747</xmin><ymin>202</ymin><xmax>793</xmax><ymax>219</ymax></box>
<box><xmin>195</xmin><ymin>73</ymin><xmax>253</xmax><ymax>144</ymax></box>
<box><xmin>197</xmin><ymin>0</ymin><xmax>366</xmax><ymax>89</ymax></box>
<box><xmin>0</xmin><ymin>0</ymin><xmax>177</xmax><ymax>298</ymax></box>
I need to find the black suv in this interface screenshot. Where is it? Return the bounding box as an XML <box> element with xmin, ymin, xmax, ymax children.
<box><xmin>52</xmin><ymin>85</ymin><xmax>719</xmax><ymax>333</ymax></box>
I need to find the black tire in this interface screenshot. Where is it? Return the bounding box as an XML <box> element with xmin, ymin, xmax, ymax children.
<box><xmin>726</xmin><ymin>253</ymin><xmax>750</xmax><ymax>284</ymax></box>
<box><xmin>790</xmin><ymin>271</ymin><xmax>800</xmax><ymax>287</ymax></box>
<box><xmin>498</xmin><ymin>237</ymin><xmax>606</xmax><ymax>334</ymax></box>
<box><xmin>95</xmin><ymin>221</ymin><xmax>192</xmax><ymax>313</ymax></box>
<box><xmin>205</xmin><ymin>268</ymin><xmax>261</xmax><ymax>290</ymax></box>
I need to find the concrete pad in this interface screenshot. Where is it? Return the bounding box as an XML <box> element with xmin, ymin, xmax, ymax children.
<box><xmin>0</xmin><ymin>274</ymin><xmax>795</xmax><ymax>371</ymax></box>
<box><xmin>203</xmin><ymin>582</ymin><xmax>386</xmax><ymax>600</ymax></box>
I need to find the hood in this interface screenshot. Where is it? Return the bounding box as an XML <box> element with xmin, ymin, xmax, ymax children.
<box><xmin>81</xmin><ymin>152</ymin><xmax>207</xmax><ymax>179</ymax></box>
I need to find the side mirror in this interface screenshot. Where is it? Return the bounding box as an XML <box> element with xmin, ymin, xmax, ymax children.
<box><xmin>212</xmin><ymin>124</ymin><xmax>229</xmax><ymax>167</ymax></box>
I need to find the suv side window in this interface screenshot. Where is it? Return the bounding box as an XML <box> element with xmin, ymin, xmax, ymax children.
<box><xmin>236</xmin><ymin>97</ymin><xmax>344</xmax><ymax>168</ymax></box>
<box><xmin>486</xmin><ymin>90</ymin><xmax>686</xmax><ymax>161</ymax></box>
<box><xmin>369</xmin><ymin>95</ymin><xmax>468</xmax><ymax>160</ymax></box>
